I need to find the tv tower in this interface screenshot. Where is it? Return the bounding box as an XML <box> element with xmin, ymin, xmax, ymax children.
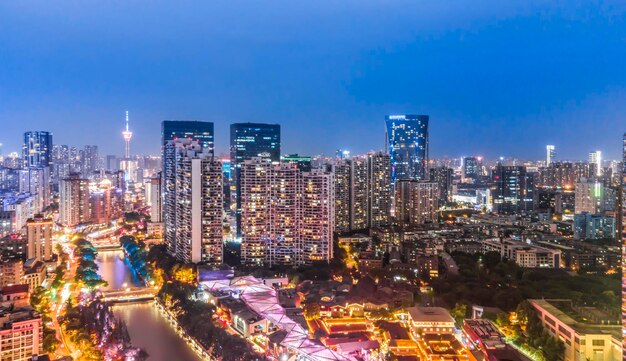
<box><xmin>122</xmin><ymin>110</ymin><xmax>133</xmax><ymax>158</ymax></box>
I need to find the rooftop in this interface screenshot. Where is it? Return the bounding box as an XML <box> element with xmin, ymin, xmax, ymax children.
<box><xmin>407</xmin><ymin>307</ymin><xmax>454</xmax><ymax>324</ymax></box>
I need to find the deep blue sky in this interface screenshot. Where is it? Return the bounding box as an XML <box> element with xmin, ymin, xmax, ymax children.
<box><xmin>0</xmin><ymin>1</ymin><xmax>624</xmax><ymax>160</ymax></box>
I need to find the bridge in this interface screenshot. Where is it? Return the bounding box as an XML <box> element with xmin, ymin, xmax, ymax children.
<box><xmin>100</xmin><ymin>287</ymin><xmax>158</xmax><ymax>303</ymax></box>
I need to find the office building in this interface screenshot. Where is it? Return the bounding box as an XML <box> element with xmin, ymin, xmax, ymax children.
<box><xmin>395</xmin><ymin>180</ymin><xmax>439</xmax><ymax>226</ymax></box>
<box><xmin>463</xmin><ymin>156</ymin><xmax>481</xmax><ymax>182</ymax></box>
<box><xmin>492</xmin><ymin>165</ymin><xmax>535</xmax><ymax>214</ymax></box>
<box><xmin>546</xmin><ymin>145</ymin><xmax>556</xmax><ymax>165</ymax></box>
<box><xmin>2</xmin><ymin>194</ymin><xmax>35</xmax><ymax>231</ymax></box>
<box><xmin>230</xmin><ymin>123</ymin><xmax>281</xmax><ymax>237</ymax></box>
<box><xmin>59</xmin><ymin>173</ymin><xmax>90</xmax><ymax>227</ymax></box>
<box><xmin>240</xmin><ymin>158</ymin><xmax>334</xmax><ymax>266</ymax></box>
<box><xmin>162</xmin><ymin>120</ymin><xmax>215</xmax><ymax>155</ymax></box>
<box><xmin>385</xmin><ymin>114</ymin><xmax>429</xmax><ymax>182</ymax></box>
<box><xmin>22</xmin><ymin>131</ymin><xmax>52</xmax><ymax>168</ymax></box>
<box><xmin>164</xmin><ymin>139</ymin><xmax>223</xmax><ymax>264</ymax></box>
<box><xmin>26</xmin><ymin>214</ymin><xmax>53</xmax><ymax>262</ymax></box>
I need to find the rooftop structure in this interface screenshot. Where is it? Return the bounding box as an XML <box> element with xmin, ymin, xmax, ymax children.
<box><xmin>201</xmin><ymin>274</ymin><xmax>351</xmax><ymax>361</ymax></box>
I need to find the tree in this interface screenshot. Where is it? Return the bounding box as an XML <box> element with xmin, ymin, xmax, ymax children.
<box><xmin>450</xmin><ymin>302</ymin><xmax>467</xmax><ymax>326</ymax></box>
<box><xmin>303</xmin><ymin>302</ymin><xmax>321</xmax><ymax>320</ymax></box>
<box><xmin>173</xmin><ymin>264</ymin><xmax>196</xmax><ymax>284</ymax></box>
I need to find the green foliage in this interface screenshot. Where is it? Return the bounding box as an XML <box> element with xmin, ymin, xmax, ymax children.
<box><xmin>431</xmin><ymin>251</ymin><xmax>619</xmax><ymax>312</ymax></box>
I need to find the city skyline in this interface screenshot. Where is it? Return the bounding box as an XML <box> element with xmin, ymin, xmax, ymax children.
<box><xmin>1</xmin><ymin>1</ymin><xmax>624</xmax><ymax>160</ymax></box>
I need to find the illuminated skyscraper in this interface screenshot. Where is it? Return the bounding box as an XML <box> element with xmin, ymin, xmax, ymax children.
<box><xmin>575</xmin><ymin>177</ymin><xmax>616</xmax><ymax>214</ymax></box>
<box><xmin>240</xmin><ymin>158</ymin><xmax>333</xmax><ymax>266</ymax></box>
<box><xmin>546</xmin><ymin>145</ymin><xmax>556</xmax><ymax>165</ymax></box>
<box><xmin>429</xmin><ymin>166</ymin><xmax>453</xmax><ymax>205</ymax></box>
<box><xmin>59</xmin><ymin>173</ymin><xmax>90</xmax><ymax>227</ymax></box>
<box><xmin>162</xmin><ymin>120</ymin><xmax>215</xmax><ymax>155</ymax></box>
<box><xmin>463</xmin><ymin>156</ymin><xmax>481</xmax><ymax>182</ymax></box>
<box><xmin>367</xmin><ymin>152</ymin><xmax>392</xmax><ymax>229</ymax></box>
<box><xmin>23</xmin><ymin>131</ymin><xmax>53</xmax><ymax>168</ymax></box>
<box><xmin>26</xmin><ymin>214</ymin><xmax>53</xmax><ymax>262</ymax></box>
<box><xmin>589</xmin><ymin>150</ymin><xmax>602</xmax><ymax>176</ymax></box>
<box><xmin>492</xmin><ymin>165</ymin><xmax>535</xmax><ymax>214</ymax></box>
<box><xmin>385</xmin><ymin>114</ymin><xmax>429</xmax><ymax>182</ymax></box>
<box><xmin>164</xmin><ymin>139</ymin><xmax>223</xmax><ymax>264</ymax></box>
<box><xmin>332</xmin><ymin>153</ymin><xmax>391</xmax><ymax>233</ymax></box>
<box><xmin>394</xmin><ymin>180</ymin><xmax>438</xmax><ymax>226</ymax></box>
<box><xmin>230</xmin><ymin>123</ymin><xmax>281</xmax><ymax>237</ymax></box>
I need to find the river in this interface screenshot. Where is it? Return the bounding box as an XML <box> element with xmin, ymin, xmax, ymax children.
<box><xmin>96</xmin><ymin>250</ymin><xmax>202</xmax><ymax>361</ymax></box>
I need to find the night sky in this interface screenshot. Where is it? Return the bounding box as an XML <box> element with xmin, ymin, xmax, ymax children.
<box><xmin>0</xmin><ymin>1</ymin><xmax>624</xmax><ymax>160</ymax></box>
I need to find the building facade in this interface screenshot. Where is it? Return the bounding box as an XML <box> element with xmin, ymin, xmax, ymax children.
<box><xmin>385</xmin><ymin>115</ymin><xmax>429</xmax><ymax>182</ymax></box>
<box><xmin>230</xmin><ymin>123</ymin><xmax>281</xmax><ymax>238</ymax></box>
<box><xmin>22</xmin><ymin>131</ymin><xmax>52</xmax><ymax>168</ymax></box>
<box><xmin>240</xmin><ymin>158</ymin><xmax>334</xmax><ymax>266</ymax></box>
<box><xmin>164</xmin><ymin>139</ymin><xmax>223</xmax><ymax>264</ymax></box>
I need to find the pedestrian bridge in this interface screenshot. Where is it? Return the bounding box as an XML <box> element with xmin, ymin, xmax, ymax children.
<box><xmin>100</xmin><ymin>286</ymin><xmax>158</xmax><ymax>303</ymax></box>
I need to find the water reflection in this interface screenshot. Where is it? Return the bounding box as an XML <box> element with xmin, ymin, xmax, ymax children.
<box><xmin>95</xmin><ymin>250</ymin><xmax>143</xmax><ymax>290</ymax></box>
<box><xmin>112</xmin><ymin>302</ymin><xmax>202</xmax><ymax>361</ymax></box>
<box><xmin>96</xmin><ymin>250</ymin><xmax>201</xmax><ymax>361</ymax></box>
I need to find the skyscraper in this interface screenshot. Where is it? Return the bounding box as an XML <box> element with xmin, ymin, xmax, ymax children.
<box><xmin>18</xmin><ymin>167</ymin><xmax>50</xmax><ymax>213</ymax></box>
<box><xmin>463</xmin><ymin>156</ymin><xmax>481</xmax><ymax>182</ymax></box>
<box><xmin>589</xmin><ymin>150</ymin><xmax>602</xmax><ymax>176</ymax></box>
<box><xmin>546</xmin><ymin>145</ymin><xmax>556</xmax><ymax>165</ymax></box>
<box><xmin>230</xmin><ymin>123</ymin><xmax>281</xmax><ymax>237</ymax></box>
<box><xmin>429</xmin><ymin>166</ymin><xmax>453</xmax><ymax>205</ymax></box>
<box><xmin>59</xmin><ymin>173</ymin><xmax>90</xmax><ymax>227</ymax></box>
<box><xmin>332</xmin><ymin>153</ymin><xmax>392</xmax><ymax>233</ymax></box>
<box><xmin>23</xmin><ymin>131</ymin><xmax>53</xmax><ymax>168</ymax></box>
<box><xmin>367</xmin><ymin>152</ymin><xmax>392</xmax><ymax>229</ymax></box>
<box><xmin>26</xmin><ymin>214</ymin><xmax>53</xmax><ymax>262</ymax></box>
<box><xmin>492</xmin><ymin>165</ymin><xmax>535</xmax><ymax>214</ymax></box>
<box><xmin>394</xmin><ymin>180</ymin><xmax>439</xmax><ymax>226</ymax></box>
<box><xmin>385</xmin><ymin>115</ymin><xmax>429</xmax><ymax>182</ymax></box>
<box><xmin>162</xmin><ymin>120</ymin><xmax>215</xmax><ymax>155</ymax></box>
<box><xmin>164</xmin><ymin>139</ymin><xmax>223</xmax><ymax>264</ymax></box>
<box><xmin>149</xmin><ymin>172</ymin><xmax>162</xmax><ymax>223</ymax></box>
<box><xmin>240</xmin><ymin>158</ymin><xmax>333</xmax><ymax>266</ymax></box>
<box><xmin>575</xmin><ymin>177</ymin><xmax>616</xmax><ymax>214</ymax></box>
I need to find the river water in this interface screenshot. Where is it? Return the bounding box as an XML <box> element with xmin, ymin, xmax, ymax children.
<box><xmin>96</xmin><ymin>250</ymin><xmax>202</xmax><ymax>361</ymax></box>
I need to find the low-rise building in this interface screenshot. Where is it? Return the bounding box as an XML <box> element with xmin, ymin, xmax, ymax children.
<box><xmin>482</xmin><ymin>238</ymin><xmax>561</xmax><ymax>268</ymax></box>
<box><xmin>529</xmin><ymin>299</ymin><xmax>621</xmax><ymax>361</ymax></box>
<box><xmin>407</xmin><ymin>306</ymin><xmax>455</xmax><ymax>335</ymax></box>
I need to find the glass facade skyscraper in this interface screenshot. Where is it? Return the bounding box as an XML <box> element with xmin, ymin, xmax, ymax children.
<box><xmin>23</xmin><ymin>131</ymin><xmax>53</xmax><ymax>167</ymax></box>
<box><xmin>230</xmin><ymin>123</ymin><xmax>281</xmax><ymax>237</ymax></box>
<box><xmin>161</xmin><ymin>120</ymin><xmax>215</xmax><ymax>156</ymax></box>
<box><xmin>385</xmin><ymin>115</ymin><xmax>429</xmax><ymax>182</ymax></box>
